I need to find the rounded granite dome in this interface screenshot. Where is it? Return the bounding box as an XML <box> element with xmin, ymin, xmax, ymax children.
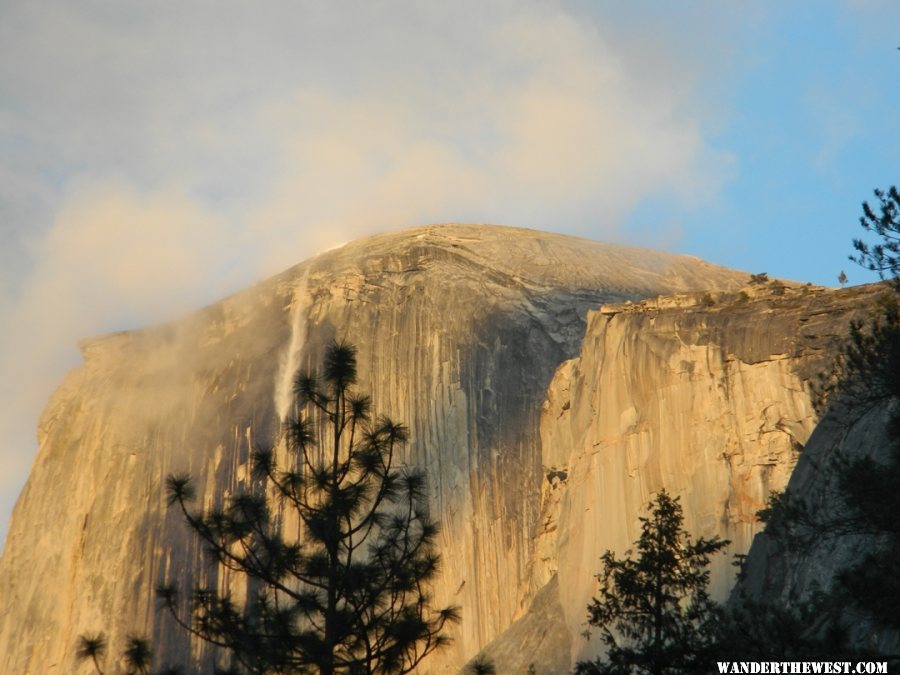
<box><xmin>1</xmin><ymin>223</ymin><xmax>755</xmax><ymax>675</ymax></box>
<box><xmin>287</xmin><ymin>223</ymin><xmax>748</xmax><ymax>298</ymax></box>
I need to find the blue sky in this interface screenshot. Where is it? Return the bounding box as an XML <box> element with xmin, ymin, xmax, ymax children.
<box><xmin>589</xmin><ymin>1</ymin><xmax>900</xmax><ymax>284</ymax></box>
<box><xmin>0</xmin><ymin>1</ymin><xmax>898</xmax><ymax>546</ymax></box>
<box><xmin>696</xmin><ymin>4</ymin><xmax>898</xmax><ymax>283</ymax></box>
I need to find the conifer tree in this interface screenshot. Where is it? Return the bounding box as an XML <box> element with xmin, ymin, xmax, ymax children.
<box><xmin>576</xmin><ymin>491</ymin><xmax>727</xmax><ymax>675</ymax></box>
<box><xmin>852</xmin><ymin>186</ymin><xmax>900</xmax><ymax>283</ymax></box>
<box><xmin>756</xmin><ymin>186</ymin><xmax>900</xmax><ymax>657</ymax></box>
<box><xmin>75</xmin><ymin>633</ymin><xmax>174</xmax><ymax>675</ymax></box>
<box><xmin>76</xmin><ymin>633</ymin><xmax>107</xmax><ymax>674</ymax></box>
<box><xmin>159</xmin><ymin>340</ymin><xmax>458</xmax><ymax>674</ymax></box>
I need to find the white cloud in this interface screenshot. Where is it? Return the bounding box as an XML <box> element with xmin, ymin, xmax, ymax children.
<box><xmin>0</xmin><ymin>0</ymin><xmax>733</xmax><ymax>545</ymax></box>
<box><xmin>0</xmin><ymin>181</ymin><xmax>236</xmax><ymax>541</ymax></box>
<box><xmin>246</xmin><ymin>6</ymin><xmax>729</xmax><ymax>271</ymax></box>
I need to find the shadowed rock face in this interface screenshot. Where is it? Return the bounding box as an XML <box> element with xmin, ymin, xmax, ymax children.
<box><xmin>0</xmin><ymin>224</ymin><xmax>766</xmax><ymax>674</ymax></box>
<box><xmin>738</xmin><ymin>382</ymin><xmax>899</xmax><ymax>655</ymax></box>
<box><xmin>472</xmin><ymin>283</ymin><xmax>884</xmax><ymax>672</ymax></box>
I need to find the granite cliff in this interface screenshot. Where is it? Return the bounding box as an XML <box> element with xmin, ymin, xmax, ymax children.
<box><xmin>737</xmin><ymin>300</ymin><xmax>900</xmax><ymax>657</ymax></box>
<box><xmin>471</xmin><ymin>282</ymin><xmax>884</xmax><ymax>672</ymax></box>
<box><xmin>0</xmin><ymin>225</ymin><xmax>872</xmax><ymax>673</ymax></box>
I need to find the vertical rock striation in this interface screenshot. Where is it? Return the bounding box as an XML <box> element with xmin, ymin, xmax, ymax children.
<box><xmin>474</xmin><ymin>283</ymin><xmax>883</xmax><ymax>672</ymax></box>
<box><xmin>0</xmin><ymin>225</ymin><xmax>749</xmax><ymax>674</ymax></box>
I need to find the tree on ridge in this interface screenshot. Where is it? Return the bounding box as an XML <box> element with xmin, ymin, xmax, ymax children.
<box><xmin>755</xmin><ymin>185</ymin><xmax>900</xmax><ymax>658</ymax></box>
<box><xmin>852</xmin><ymin>185</ymin><xmax>900</xmax><ymax>283</ymax></box>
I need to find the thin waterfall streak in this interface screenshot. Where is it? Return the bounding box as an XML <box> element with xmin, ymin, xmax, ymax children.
<box><xmin>275</xmin><ymin>270</ymin><xmax>310</xmax><ymax>422</ymax></box>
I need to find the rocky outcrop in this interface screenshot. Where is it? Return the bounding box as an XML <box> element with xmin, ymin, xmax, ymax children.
<box><xmin>0</xmin><ymin>225</ymin><xmax>749</xmax><ymax>674</ymax></box>
<box><xmin>738</xmin><ymin>382</ymin><xmax>899</xmax><ymax>655</ymax></box>
<box><xmin>476</xmin><ymin>283</ymin><xmax>884</xmax><ymax>672</ymax></box>
<box><xmin>3</xmin><ymin>220</ymin><xmax>883</xmax><ymax>674</ymax></box>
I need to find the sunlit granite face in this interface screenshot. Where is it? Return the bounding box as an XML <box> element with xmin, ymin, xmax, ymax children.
<box><xmin>501</xmin><ymin>284</ymin><xmax>879</xmax><ymax>670</ymax></box>
<box><xmin>6</xmin><ymin>223</ymin><xmax>868</xmax><ymax>674</ymax></box>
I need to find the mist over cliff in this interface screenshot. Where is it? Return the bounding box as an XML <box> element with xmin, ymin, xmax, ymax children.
<box><xmin>0</xmin><ymin>225</ymin><xmax>876</xmax><ymax>673</ymax></box>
